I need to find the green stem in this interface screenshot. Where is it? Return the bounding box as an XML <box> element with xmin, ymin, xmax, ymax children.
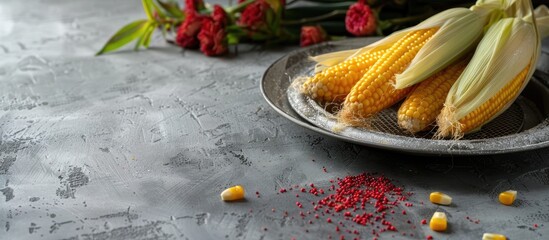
<box><xmin>282</xmin><ymin>9</ymin><xmax>347</xmax><ymax>26</ymax></box>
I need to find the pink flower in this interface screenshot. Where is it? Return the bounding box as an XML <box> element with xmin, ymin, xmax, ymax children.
<box><xmin>239</xmin><ymin>0</ymin><xmax>271</xmax><ymax>30</ymax></box>
<box><xmin>185</xmin><ymin>0</ymin><xmax>205</xmax><ymax>14</ymax></box>
<box><xmin>345</xmin><ymin>2</ymin><xmax>377</xmax><ymax>36</ymax></box>
<box><xmin>300</xmin><ymin>26</ymin><xmax>328</xmax><ymax>47</ymax></box>
<box><xmin>212</xmin><ymin>5</ymin><xmax>228</xmax><ymax>26</ymax></box>
<box><xmin>175</xmin><ymin>12</ymin><xmax>203</xmax><ymax>49</ymax></box>
<box><xmin>198</xmin><ymin>17</ymin><xmax>228</xmax><ymax>56</ymax></box>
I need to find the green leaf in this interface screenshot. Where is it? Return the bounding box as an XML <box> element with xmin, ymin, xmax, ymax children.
<box><xmin>134</xmin><ymin>22</ymin><xmax>156</xmax><ymax>50</ymax></box>
<box><xmin>157</xmin><ymin>0</ymin><xmax>184</xmax><ymax>18</ymax></box>
<box><xmin>142</xmin><ymin>0</ymin><xmax>154</xmax><ymax>20</ymax></box>
<box><xmin>149</xmin><ymin>0</ymin><xmax>167</xmax><ymax>19</ymax></box>
<box><xmin>96</xmin><ymin>19</ymin><xmax>149</xmax><ymax>55</ymax></box>
<box><xmin>143</xmin><ymin>23</ymin><xmax>157</xmax><ymax>48</ymax></box>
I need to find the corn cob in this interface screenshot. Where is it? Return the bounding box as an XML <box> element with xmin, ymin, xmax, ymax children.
<box><xmin>338</xmin><ymin>27</ymin><xmax>439</xmax><ymax>124</ymax></box>
<box><xmin>457</xmin><ymin>64</ymin><xmax>529</xmax><ymax>133</ymax></box>
<box><xmin>397</xmin><ymin>59</ymin><xmax>469</xmax><ymax>133</ymax></box>
<box><xmin>302</xmin><ymin>46</ymin><xmax>389</xmax><ymax>103</ymax></box>
<box><xmin>436</xmin><ymin>15</ymin><xmax>539</xmax><ymax>138</ymax></box>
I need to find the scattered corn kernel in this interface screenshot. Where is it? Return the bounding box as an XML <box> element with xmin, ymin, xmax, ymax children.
<box><xmin>429</xmin><ymin>211</ymin><xmax>447</xmax><ymax>232</ymax></box>
<box><xmin>498</xmin><ymin>190</ymin><xmax>517</xmax><ymax>206</ymax></box>
<box><xmin>430</xmin><ymin>192</ymin><xmax>452</xmax><ymax>205</ymax></box>
<box><xmin>220</xmin><ymin>185</ymin><xmax>245</xmax><ymax>201</ymax></box>
<box><xmin>482</xmin><ymin>233</ymin><xmax>507</xmax><ymax>240</ymax></box>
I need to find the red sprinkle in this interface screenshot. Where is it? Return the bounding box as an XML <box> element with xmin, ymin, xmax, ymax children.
<box><xmin>272</xmin><ymin>172</ymin><xmax>412</xmax><ymax>238</ymax></box>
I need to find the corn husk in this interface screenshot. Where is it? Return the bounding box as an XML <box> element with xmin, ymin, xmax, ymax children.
<box><xmin>311</xmin><ymin>8</ymin><xmax>489</xmax><ymax>77</ymax></box>
<box><xmin>436</xmin><ymin>0</ymin><xmax>541</xmax><ymax>138</ymax></box>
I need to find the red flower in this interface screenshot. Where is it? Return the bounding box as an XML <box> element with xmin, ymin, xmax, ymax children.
<box><xmin>198</xmin><ymin>17</ymin><xmax>228</xmax><ymax>56</ymax></box>
<box><xmin>185</xmin><ymin>0</ymin><xmax>205</xmax><ymax>14</ymax></box>
<box><xmin>175</xmin><ymin>12</ymin><xmax>203</xmax><ymax>49</ymax></box>
<box><xmin>345</xmin><ymin>2</ymin><xmax>377</xmax><ymax>36</ymax></box>
<box><xmin>212</xmin><ymin>5</ymin><xmax>228</xmax><ymax>26</ymax></box>
<box><xmin>239</xmin><ymin>0</ymin><xmax>271</xmax><ymax>30</ymax></box>
<box><xmin>300</xmin><ymin>26</ymin><xmax>328</xmax><ymax>47</ymax></box>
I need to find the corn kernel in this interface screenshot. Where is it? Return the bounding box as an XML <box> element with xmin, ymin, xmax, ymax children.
<box><xmin>430</xmin><ymin>192</ymin><xmax>452</xmax><ymax>205</ymax></box>
<box><xmin>429</xmin><ymin>211</ymin><xmax>447</xmax><ymax>232</ymax></box>
<box><xmin>498</xmin><ymin>190</ymin><xmax>517</xmax><ymax>206</ymax></box>
<box><xmin>482</xmin><ymin>233</ymin><xmax>507</xmax><ymax>240</ymax></box>
<box><xmin>220</xmin><ymin>185</ymin><xmax>245</xmax><ymax>201</ymax></box>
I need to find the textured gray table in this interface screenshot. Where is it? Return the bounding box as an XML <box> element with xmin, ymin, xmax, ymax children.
<box><xmin>1</xmin><ymin>1</ymin><xmax>549</xmax><ymax>239</ymax></box>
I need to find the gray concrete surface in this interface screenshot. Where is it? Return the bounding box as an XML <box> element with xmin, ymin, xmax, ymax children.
<box><xmin>1</xmin><ymin>0</ymin><xmax>549</xmax><ymax>239</ymax></box>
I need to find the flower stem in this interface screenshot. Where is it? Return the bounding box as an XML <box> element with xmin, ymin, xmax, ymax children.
<box><xmin>282</xmin><ymin>10</ymin><xmax>347</xmax><ymax>26</ymax></box>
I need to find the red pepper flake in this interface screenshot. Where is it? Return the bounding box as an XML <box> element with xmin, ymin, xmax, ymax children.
<box><xmin>323</xmin><ymin>166</ymin><xmax>328</xmax><ymax>172</ymax></box>
<box><xmin>534</xmin><ymin>224</ymin><xmax>539</xmax><ymax>228</ymax></box>
<box><xmin>279</xmin><ymin>188</ymin><xmax>287</xmax><ymax>193</ymax></box>
<box><xmin>421</xmin><ymin>219</ymin><xmax>427</xmax><ymax>225</ymax></box>
<box><xmin>271</xmin><ymin>172</ymin><xmax>413</xmax><ymax>238</ymax></box>
<box><xmin>427</xmin><ymin>235</ymin><xmax>433</xmax><ymax>240</ymax></box>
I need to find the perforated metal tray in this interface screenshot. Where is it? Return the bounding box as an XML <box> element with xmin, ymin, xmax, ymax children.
<box><xmin>261</xmin><ymin>38</ymin><xmax>549</xmax><ymax>155</ymax></box>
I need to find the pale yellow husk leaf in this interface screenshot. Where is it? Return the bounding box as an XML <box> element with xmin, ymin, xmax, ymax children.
<box><xmin>310</xmin><ymin>7</ymin><xmax>496</xmax><ymax>75</ymax></box>
<box><xmin>438</xmin><ymin>0</ymin><xmax>540</xmax><ymax>137</ymax></box>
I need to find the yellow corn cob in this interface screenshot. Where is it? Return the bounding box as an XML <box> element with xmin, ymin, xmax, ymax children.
<box><xmin>436</xmin><ymin>13</ymin><xmax>540</xmax><ymax>139</ymax></box>
<box><xmin>458</xmin><ymin>64</ymin><xmax>529</xmax><ymax>133</ymax></box>
<box><xmin>302</xmin><ymin>47</ymin><xmax>389</xmax><ymax>103</ymax></box>
<box><xmin>220</xmin><ymin>185</ymin><xmax>245</xmax><ymax>201</ymax></box>
<box><xmin>339</xmin><ymin>27</ymin><xmax>439</xmax><ymax>123</ymax></box>
<box><xmin>398</xmin><ymin>59</ymin><xmax>468</xmax><ymax>133</ymax></box>
<box><xmin>498</xmin><ymin>190</ymin><xmax>517</xmax><ymax>206</ymax></box>
<box><xmin>438</xmin><ymin>64</ymin><xmax>530</xmax><ymax>137</ymax></box>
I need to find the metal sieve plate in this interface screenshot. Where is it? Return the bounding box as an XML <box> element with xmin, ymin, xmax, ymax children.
<box><xmin>287</xmin><ymin>86</ymin><xmax>525</xmax><ymax>140</ymax></box>
<box><xmin>261</xmin><ymin>37</ymin><xmax>549</xmax><ymax>155</ymax></box>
